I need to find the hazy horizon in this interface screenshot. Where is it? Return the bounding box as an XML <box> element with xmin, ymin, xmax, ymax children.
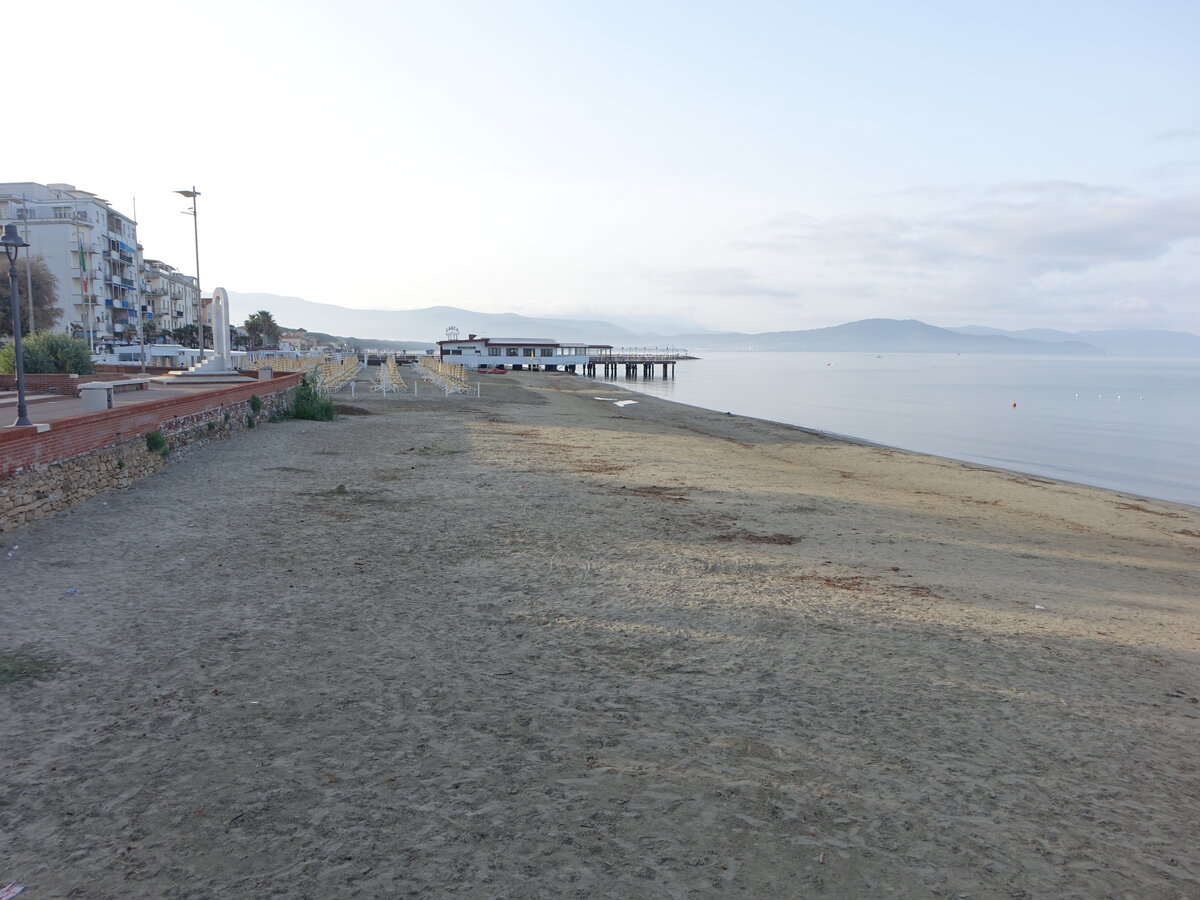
<box><xmin>8</xmin><ymin>1</ymin><xmax>1200</xmax><ymax>335</ymax></box>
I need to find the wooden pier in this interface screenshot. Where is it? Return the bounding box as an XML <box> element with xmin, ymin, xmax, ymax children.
<box><xmin>583</xmin><ymin>351</ymin><xmax>691</xmax><ymax>379</ymax></box>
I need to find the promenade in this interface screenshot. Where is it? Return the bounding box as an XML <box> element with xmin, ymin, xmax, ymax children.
<box><xmin>2</xmin><ymin>373</ymin><xmax>1198</xmax><ymax>897</ymax></box>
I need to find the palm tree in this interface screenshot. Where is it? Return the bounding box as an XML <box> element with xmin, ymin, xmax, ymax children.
<box><xmin>244</xmin><ymin>310</ymin><xmax>281</xmax><ymax>349</ymax></box>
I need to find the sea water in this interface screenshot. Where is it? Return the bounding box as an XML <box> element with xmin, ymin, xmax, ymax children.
<box><xmin>602</xmin><ymin>352</ymin><xmax>1200</xmax><ymax>508</ymax></box>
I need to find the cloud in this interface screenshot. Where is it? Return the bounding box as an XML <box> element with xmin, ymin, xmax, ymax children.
<box><xmin>647</xmin><ymin>266</ymin><xmax>802</xmax><ymax>299</ymax></box>
<box><xmin>1153</xmin><ymin>127</ymin><xmax>1200</xmax><ymax>142</ymax></box>
<box><xmin>710</xmin><ymin>181</ymin><xmax>1200</xmax><ymax>331</ymax></box>
<box><xmin>745</xmin><ymin>182</ymin><xmax>1200</xmax><ymax>277</ymax></box>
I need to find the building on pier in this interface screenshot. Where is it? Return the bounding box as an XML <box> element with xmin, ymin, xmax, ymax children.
<box><xmin>438</xmin><ymin>333</ymin><xmax>691</xmax><ymax>378</ymax></box>
<box><xmin>438</xmin><ymin>335</ymin><xmax>611</xmax><ymax>372</ymax></box>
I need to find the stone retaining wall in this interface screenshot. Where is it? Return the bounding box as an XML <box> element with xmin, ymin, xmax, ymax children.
<box><xmin>0</xmin><ymin>374</ymin><xmax>302</xmax><ymax>533</ymax></box>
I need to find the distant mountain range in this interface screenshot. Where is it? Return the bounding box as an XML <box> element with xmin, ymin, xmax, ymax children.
<box><xmin>227</xmin><ymin>292</ymin><xmax>1200</xmax><ymax>357</ymax></box>
<box><xmin>947</xmin><ymin>325</ymin><xmax>1200</xmax><ymax>357</ymax></box>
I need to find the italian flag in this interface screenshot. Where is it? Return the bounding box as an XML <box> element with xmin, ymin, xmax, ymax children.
<box><xmin>78</xmin><ymin>241</ymin><xmax>89</xmax><ymax>293</ymax></box>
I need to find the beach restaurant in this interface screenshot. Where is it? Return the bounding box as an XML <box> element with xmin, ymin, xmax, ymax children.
<box><xmin>438</xmin><ymin>335</ymin><xmax>612</xmax><ymax>371</ymax></box>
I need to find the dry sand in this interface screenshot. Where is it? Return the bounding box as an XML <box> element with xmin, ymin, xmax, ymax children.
<box><xmin>2</xmin><ymin>372</ymin><xmax>1198</xmax><ymax>898</ymax></box>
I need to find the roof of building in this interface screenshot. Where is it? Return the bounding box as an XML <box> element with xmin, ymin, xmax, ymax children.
<box><xmin>438</xmin><ymin>336</ymin><xmax>559</xmax><ymax>346</ymax></box>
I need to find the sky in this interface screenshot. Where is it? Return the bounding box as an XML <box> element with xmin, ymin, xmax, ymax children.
<box><xmin>7</xmin><ymin>0</ymin><xmax>1200</xmax><ymax>334</ymax></box>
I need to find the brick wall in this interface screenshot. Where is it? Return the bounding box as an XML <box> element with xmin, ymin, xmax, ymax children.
<box><xmin>0</xmin><ymin>373</ymin><xmax>304</xmax><ymax>532</ymax></box>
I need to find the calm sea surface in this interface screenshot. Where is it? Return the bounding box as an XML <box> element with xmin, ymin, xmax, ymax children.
<box><xmin>600</xmin><ymin>352</ymin><xmax>1200</xmax><ymax>507</ymax></box>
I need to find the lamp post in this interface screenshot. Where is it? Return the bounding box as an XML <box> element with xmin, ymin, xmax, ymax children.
<box><xmin>2</xmin><ymin>223</ymin><xmax>32</xmax><ymax>427</ymax></box>
<box><xmin>175</xmin><ymin>187</ymin><xmax>202</xmax><ymax>365</ymax></box>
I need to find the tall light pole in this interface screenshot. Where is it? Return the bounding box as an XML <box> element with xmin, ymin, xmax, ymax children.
<box><xmin>175</xmin><ymin>187</ymin><xmax>202</xmax><ymax>363</ymax></box>
<box><xmin>16</xmin><ymin>197</ymin><xmax>33</xmax><ymax>330</ymax></box>
<box><xmin>2</xmin><ymin>223</ymin><xmax>32</xmax><ymax>427</ymax></box>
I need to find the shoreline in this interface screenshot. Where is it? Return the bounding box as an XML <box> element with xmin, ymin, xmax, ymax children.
<box><xmin>592</xmin><ymin>373</ymin><xmax>1200</xmax><ymax>514</ymax></box>
<box><xmin>595</xmin><ymin>351</ymin><xmax>1200</xmax><ymax>508</ymax></box>
<box><xmin>2</xmin><ymin>372</ymin><xmax>1198</xmax><ymax>897</ymax></box>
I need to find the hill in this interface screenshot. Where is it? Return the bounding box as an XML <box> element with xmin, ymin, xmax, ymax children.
<box><xmin>228</xmin><ymin>293</ymin><xmax>643</xmax><ymax>346</ymax></box>
<box><xmin>672</xmin><ymin>319</ymin><xmax>1102</xmax><ymax>354</ymax></box>
<box><xmin>227</xmin><ymin>293</ymin><xmax>1199</xmax><ymax>356</ymax></box>
<box><xmin>950</xmin><ymin>326</ymin><xmax>1200</xmax><ymax>358</ymax></box>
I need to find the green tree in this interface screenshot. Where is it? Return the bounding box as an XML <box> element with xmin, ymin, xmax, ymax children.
<box><xmin>0</xmin><ymin>255</ymin><xmax>63</xmax><ymax>336</ymax></box>
<box><xmin>244</xmin><ymin>310</ymin><xmax>281</xmax><ymax>349</ymax></box>
<box><xmin>166</xmin><ymin>324</ymin><xmax>199</xmax><ymax>346</ymax></box>
<box><xmin>0</xmin><ymin>331</ymin><xmax>94</xmax><ymax>374</ymax></box>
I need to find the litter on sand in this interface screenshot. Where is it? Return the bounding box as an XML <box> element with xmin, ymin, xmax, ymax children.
<box><xmin>1</xmin><ymin>883</ymin><xmax>28</xmax><ymax>899</ymax></box>
<box><xmin>1034</xmin><ymin>605</ymin><xmax>1047</xmax><ymax>610</ymax></box>
<box><xmin>593</xmin><ymin>398</ymin><xmax>639</xmax><ymax>407</ymax></box>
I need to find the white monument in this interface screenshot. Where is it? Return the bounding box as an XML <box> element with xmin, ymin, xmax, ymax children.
<box><xmin>155</xmin><ymin>286</ymin><xmax>254</xmax><ymax>384</ymax></box>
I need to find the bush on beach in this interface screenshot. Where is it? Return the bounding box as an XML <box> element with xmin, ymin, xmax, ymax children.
<box><xmin>291</xmin><ymin>375</ymin><xmax>336</xmax><ymax>421</ymax></box>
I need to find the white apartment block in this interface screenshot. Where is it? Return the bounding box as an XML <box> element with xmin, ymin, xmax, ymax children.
<box><xmin>142</xmin><ymin>258</ymin><xmax>200</xmax><ymax>339</ymax></box>
<box><xmin>0</xmin><ymin>181</ymin><xmax>199</xmax><ymax>349</ymax></box>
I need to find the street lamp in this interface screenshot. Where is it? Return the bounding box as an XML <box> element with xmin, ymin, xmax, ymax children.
<box><xmin>2</xmin><ymin>223</ymin><xmax>32</xmax><ymax>427</ymax></box>
<box><xmin>175</xmin><ymin>187</ymin><xmax>203</xmax><ymax>363</ymax></box>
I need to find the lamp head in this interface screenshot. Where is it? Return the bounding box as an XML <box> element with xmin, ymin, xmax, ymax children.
<box><xmin>175</xmin><ymin>189</ymin><xmax>200</xmax><ymax>198</ymax></box>
<box><xmin>1</xmin><ymin>222</ymin><xmax>29</xmax><ymax>264</ymax></box>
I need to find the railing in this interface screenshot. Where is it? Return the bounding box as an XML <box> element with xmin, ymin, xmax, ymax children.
<box><xmin>589</xmin><ymin>349</ymin><xmax>691</xmax><ymax>362</ymax></box>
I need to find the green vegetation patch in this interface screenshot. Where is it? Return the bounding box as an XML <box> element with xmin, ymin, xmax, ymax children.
<box><xmin>0</xmin><ymin>648</ymin><xmax>60</xmax><ymax>685</ymax></box>
<box><xmin>145</xmin><ymin>430</ymin><xmax>168</xmax><ymax>455</ymax></box>
<box><xmin>0</xmin><ymin>332</ymin><xmax>94</xmax><ymax>375</ymax></box>
<box><xmin>291</xmin><ymin>376</ymin><xmax>336</xmax><ymax>422</ymax></box>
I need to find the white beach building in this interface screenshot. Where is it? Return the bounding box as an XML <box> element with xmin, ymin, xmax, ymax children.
<box><xmin>437</xmin><ymin>335</ymin><xmax>612</xmax><ymax>371</ymax></box>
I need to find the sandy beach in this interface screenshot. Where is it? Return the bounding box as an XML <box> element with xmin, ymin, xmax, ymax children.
<box><xmin>2</xmin><ymin>371</ymin><xmax>1198</xmax><ymax>898</ymax></box>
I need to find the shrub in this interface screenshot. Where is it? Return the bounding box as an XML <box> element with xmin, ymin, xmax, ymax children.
<box><xmin>291</xmin><ymin>375</ymin><xmax>336</xmax><ymax>421</ymax></box>
<box><xmin>249</xmin><ymin>394</ymin><xmax>263</xmax><ymax>414</ymax></box>
<box><xmin>246</xmin><ymin>415</ymin><xmax>256</xmax><ymax>429</ymax></box>
<box><xmin>0</xmin><ymin>331</ymin><xmax>93</xmax><ymax>375</ymax></box>
<box><xmin>145</xmin><ymin>431</ymin><xmax>168</xmax><ymax>455</ymax></box>
<box><xmin>0</xmin><ymin>648</ymin><xmax>59</xmax><ymax>684</ymax></box>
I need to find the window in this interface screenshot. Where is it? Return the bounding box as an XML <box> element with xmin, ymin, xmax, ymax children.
<box><xmin>54</xmin><ymin>206</ymin><xmax>71</xmax><ymax>218</ymax></box>
<box><xmin>450</xmin><ymin>349</ymin><xmax>462</xmax><ymax>355</ymax></box>
<box><xmin>540</xmin><ymin>349</ymin><xmax>554</xmax><ymax>357</ymax></box>
<box><xmin>506</xmin><ymin>348</ymin><xmax>519</xmax><ymax>356</ymax></box>
<box><xmin>489</xmin><ymin>347</ymin><xmax>500</xmax><ymax>356</ymax></box>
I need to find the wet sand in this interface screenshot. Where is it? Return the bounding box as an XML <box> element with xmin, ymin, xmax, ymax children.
<box><xmin>2</xmin><ymin>372</ymin><xmax>1198</xmax><ymax>898</ymax></box>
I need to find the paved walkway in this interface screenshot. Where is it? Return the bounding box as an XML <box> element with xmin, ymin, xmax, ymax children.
<box><xmin>0</xmin><ymin>372</ymin><xmax>331</xmax><ymax>426</ymax></box>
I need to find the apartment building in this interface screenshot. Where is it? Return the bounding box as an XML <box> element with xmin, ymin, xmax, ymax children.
<box><xmin>0</xmin><ymin>181</ymin><xmax>199</xmax><ymax>351</ymax></box>
<box><xmin>142</xmin><ymin>259</ymin><xmax>199</xmax><ymax>341</ymax></box>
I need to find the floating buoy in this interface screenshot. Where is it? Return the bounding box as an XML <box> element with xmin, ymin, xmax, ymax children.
<box><xmin>1012</xmin><ymin>402</ymin><xmax>1017</xmax><ymax>408</ymax></box>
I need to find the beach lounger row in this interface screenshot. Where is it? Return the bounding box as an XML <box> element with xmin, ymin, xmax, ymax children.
<box><xmin>417</xmin><ymin>357</ymin><xmax>472</xmax><ymax>394</ymax></box>
<box><xmin>316</xmin><ymin>356</ymin><xmax>363</xmax><ymax>392</ymax></box>
<box><xmin>371</xmin><ymin>354</ymin><xmax>407</xmax><ymax>394</ymax></box>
